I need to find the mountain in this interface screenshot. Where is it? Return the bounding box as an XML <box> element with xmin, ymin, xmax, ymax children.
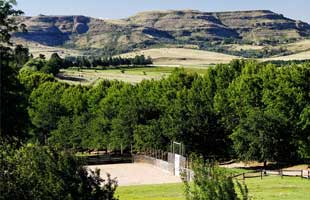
<box><xmin>13</xmin><ymin>10</ymin><xmax>310</xmax><ymax>57</ymax></box>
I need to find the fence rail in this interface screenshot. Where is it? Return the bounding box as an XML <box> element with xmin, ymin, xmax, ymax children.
<box><xmin>233</xmin><ymin>169</ymin><xmax>310</xmax><ymax>180</ymax></box>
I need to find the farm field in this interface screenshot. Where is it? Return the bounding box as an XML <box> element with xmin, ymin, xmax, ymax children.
<box><xmin>264</xmin><ymin>50</ymin><xmax>310</xmax><ymax>61</ymax></box>
<box><xmin>57</xmin><ymin>66</ymin><xmax>211</xmax><ymax>84</ymax></box>
<box><xmin>13</xmin><ymin>38</ymin><xmax>83</xmax><ymax>58</ymax></box>
<box><xmin>120</xmin><ymin>48</ymin><xmax>240</xmax><ymax>65</ymax></box>
<box><xmin>116</xmin><ymin>177</ymin><xmax>310</xmax><ymax>200</ymax></box>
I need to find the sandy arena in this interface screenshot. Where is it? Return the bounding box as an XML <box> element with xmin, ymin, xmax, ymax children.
<box><xmin>87</xmin><ymin>163</ymin><xmax>181</xmax><ymax>186</ymax></box>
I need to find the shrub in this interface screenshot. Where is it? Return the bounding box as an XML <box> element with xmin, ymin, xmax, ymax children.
<box><xmin>182</xmin><ymin>155</ymin><xmax>248</xmax><ymax>200</ymax></box>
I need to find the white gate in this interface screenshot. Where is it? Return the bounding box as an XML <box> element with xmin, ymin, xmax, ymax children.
<box><xmin>175</xmin><ymin>154</ymin><xmax>180</xmax><ymax>176</ymax></box>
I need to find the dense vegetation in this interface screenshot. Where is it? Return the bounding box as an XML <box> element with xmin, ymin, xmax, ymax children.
<box><xmin>1</xmin><ymin>1</ymin><xmax>310</xmax><ymax>199</ymax></box>
<box><xmin>20</xmin><ymin>59</ymin><xmax>310</xmax><ymax>164</ymax></box>
<box><xmin>0</xmin><ymin>1</ymin><xmax>118</xmax><ymax>199</ymax></box>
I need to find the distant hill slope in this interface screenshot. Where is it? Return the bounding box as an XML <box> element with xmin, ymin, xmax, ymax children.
<box><xmin>14</xmin><ymin>10</ymin><xmax>310</xmax><ymax>57</ymax></box>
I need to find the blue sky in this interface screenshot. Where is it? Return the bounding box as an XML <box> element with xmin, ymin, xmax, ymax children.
<box><xmin>17</xmin><ymin>0</ymin><xmax>310</xmax><ymax>22</ymax></box>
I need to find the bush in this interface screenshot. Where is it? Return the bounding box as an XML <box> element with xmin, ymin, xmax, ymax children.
<box><xmin>182</xmin><ymin>155</ymin><xmax>248</xmax><ymax>200</ymax></box>
<box><xmin>0</xmin><ymin>143</ymin><xmax>118</xmax><ymax>200</ymax></box>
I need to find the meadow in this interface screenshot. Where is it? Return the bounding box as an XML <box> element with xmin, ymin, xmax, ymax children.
<box><xmin>116</xmin><ymin>177</ymin><xmax>310</xmax><ymax>200</ymax></box>
<box><xmin>58</xmin><ymin>66</ymin><xmax>211</xmax><ymax>84</ymax></box>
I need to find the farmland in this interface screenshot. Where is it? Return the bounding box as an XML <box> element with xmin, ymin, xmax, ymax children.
<box><xmin>57</xmin><ymin>66</ymin><xmax>211</xmax><ymax>84</ymax></box>
<box><xmin>120</xmin><ymin>48</ymin><xmax>239</xmax><ymax>65</ymax></box>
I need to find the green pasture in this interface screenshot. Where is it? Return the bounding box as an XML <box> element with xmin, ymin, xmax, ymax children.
<box><xmin>116</xmin><ymin>176</ymin><xmax>310</xmax><ymax>200</ymax></box>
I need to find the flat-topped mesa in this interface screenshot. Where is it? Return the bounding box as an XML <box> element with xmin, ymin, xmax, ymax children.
<box><xmin>15</xmin><ymin>15</ymin><xmax>92</xmax><ymax>45</ymax></box>
<box><xmin>14</xmin><ymin>10</ymin><xmax>310</xmax><ymax>49</ymax></box>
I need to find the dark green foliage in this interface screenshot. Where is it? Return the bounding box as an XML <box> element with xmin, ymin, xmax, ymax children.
<box><xmin>28</xmin><ymin>82</ymin><xmax>67</xmax><ymax>143</ymax></box>
<box><xmin>0</xmin><ymin>2</ymin><xmax>118</xmax><ymax>200</ymax></box>
<box><xmin>0</xmin><ymin>0</ymin><xmax>25</xmax><ymax>45</ymax></box>
<box><xmin>40</xmin><ymin>53</ymin><xmax>63</xmax><ymax>75</ymax></box>
<box><xmin>182</xmin><ymin>155</ymin><xmax>248</xmax><ymax>200</ymax></box>
<box><xmin>0</xmin><ymin>143</ymin><xmax>118</xmax><ymax>200</ymax></box>
<box><xmin>0</xmin><ymin>0</ymin><xmax>29</xmax><ymax>142</ymax></box>
<box><xmin>63</xmin><ymin>55</ymin><xmax>153</xmax><ymax>69</ymax></box>
<box><xmin>25</xmin><ymin>61</ymin><xmax>310</xmax><ymax>162</ymax></box>
<box><xmin>24</xmin><ymin>57</ymin><xmax>47</xmax><ymax>71</ymax></box>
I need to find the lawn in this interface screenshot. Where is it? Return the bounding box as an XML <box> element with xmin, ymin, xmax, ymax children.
<box><xmin>116</xmin><ymin>177</ymin><xmax>310</xmax><ymax>200</ymax></box>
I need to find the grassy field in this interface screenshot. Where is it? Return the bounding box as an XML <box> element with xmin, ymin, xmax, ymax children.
<box><xmin>58</xmin><ymin>66</ymin><xmax>211</xmax><ymax>84</ymax></box>
<box><xmin>116</xmin><ymin>177</ymin><xmax>310</xmax><ymax>200</ymax></box>
<box><xmin>13</xmin><ymin>38</ymin><xmax>83</xmax><ymax>58</ymax></box>
<box><xmin>120</xmin><ymin>48</ymin><xmax>239</xmax><ymax>65</ymax></box>
<box><xmin>264</xmin><ymin>50</ymin><xmax>310</xmax><ymax>61</ymax></box>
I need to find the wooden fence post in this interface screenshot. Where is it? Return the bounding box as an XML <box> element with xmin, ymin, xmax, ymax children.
<box><xmin>242</xmin><ymin>173</ymin><xmax>245</xmax><ymax>180</ymax></box>
<box><xmin>301</xmin><ymin>170</ymin><xmax>303</xmax><ymax>179</ymax></box>
<box><xmin>281</xmin><ymin>169</ymin><xmax>283</xmax><ymax>179</ymax></box>
<box><xmin>260</xmin><ymin>169</ymin><xmax>263</xmax><ymax>180</ymax></box>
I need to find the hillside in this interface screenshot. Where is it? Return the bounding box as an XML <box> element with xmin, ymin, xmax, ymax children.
<box><xmin>13</xmin><ymin>10</ymin><xmax>310</xmax><ymax>58</ymax></box>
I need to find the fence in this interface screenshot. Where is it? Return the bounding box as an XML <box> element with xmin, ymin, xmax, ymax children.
<box><xmin>133</xmin><ymin>148</ymin><xmax>195</xmax><ymax>181</ymax></box>
<box><xmin>233</xmin><ymin>169</ymin><xmax>310</xmax><ymax>180</ymax></box>
<box><xmin>83</xmin><ymin>153</ymin><xmax>133</xmax><ymax>165</ymax></box>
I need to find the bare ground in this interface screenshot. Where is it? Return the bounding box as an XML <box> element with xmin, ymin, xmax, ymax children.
<box><xmin>87</xmin><ymin>163</ymin><xmax>181</xmax><ymax>186</ymax></box>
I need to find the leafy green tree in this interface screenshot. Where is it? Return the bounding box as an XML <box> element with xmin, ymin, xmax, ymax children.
<box><xmin>298</xmin><ymin>106</ymin><xmax>310</xmax><ymax>159</ymax></box>
<box><xmin>231</xmin><ymin>109</ymin><xmax>290</xmax><ymax>165</ymax></box>
<box><xmin>24</xmin><ymin>57</ymin><xmax>47</xmax><ymax>71</ymax></box>
<box><xmin>0</xmin><ymin>143</ymin><xmax>118</xmax><ymax>200</ymax></box>
<box><xmin>28</xmin><ymin>82</ymin><xmax>67</xmax><ymax>143</ymax></box>
<box><xmin>18</xmin><ymin>67</ymin><xmax>55</xmax><ymax>95</ymax></box>
<box><xmin>41</xmin><ymin>53</ymin><xmax>63</xmax><ymax>75</ymax></box>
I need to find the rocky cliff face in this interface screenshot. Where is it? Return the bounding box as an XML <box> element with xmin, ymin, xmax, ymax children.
<box><xmin>14</xmin><ymin>10</ymin><xmax>310</xmax><ymax>52</ymax></box>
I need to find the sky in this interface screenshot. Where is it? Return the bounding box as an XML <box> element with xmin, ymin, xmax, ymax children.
<box><xmin>16</xmin><ymin>0</ymin><xmax>310</xmax><ymax>23</ymax></box>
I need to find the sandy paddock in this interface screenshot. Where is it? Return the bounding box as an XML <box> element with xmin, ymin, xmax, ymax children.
<box><xmin>87</xmin><ymin>163</ymin><xmax>181</xmax><ymax>186</ymax></box>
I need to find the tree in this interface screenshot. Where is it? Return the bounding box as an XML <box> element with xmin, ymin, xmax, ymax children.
<box><xmin>28</xmin><ymin>82</ymin><xmax>67</xmax><ymax>143</ymax></box>
<box><xmin>14</xmin><ymin>44</ymin><xmax>30</xmax><ymax>68</ymax></box>
<box><xmin>0</xmin><ymin>0</ymin><xmax>25</xmax><ymax>45</ymax></box>
<box><xmin>0</xmin><ymin>143</ymin><xmax>118</xmax><ymax>200</ymax></box>
<box><xmin>24</xmin><ymin>57</ymin><xmax>47</xmax><ymax>71</ymax></box>
<box><xmin>231</xmin><ymin>109</ymin><xmax>290</xmax><ymax>165</ymax></box>
<box><xmin>0</xmin><ymin>0</ymin><xmax>29</xmax><ymax>141</ymax></box>
<box><xmin>41</xmin><ymin>53</ymin><xmax>63</xmax><ymax>75</ymax></box>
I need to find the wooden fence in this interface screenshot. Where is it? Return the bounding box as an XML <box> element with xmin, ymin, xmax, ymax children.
<box><xmin>233</xmin><ymin>169</ymin><xmax>310</xmax><ymax>180</ymax></box>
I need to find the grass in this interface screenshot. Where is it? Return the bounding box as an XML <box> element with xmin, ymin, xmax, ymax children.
<box><xmin>120</xmin><ymin>48</ymin><xmax>239</xmax><ymax>65</ymax></box>
<box><xmin>116</xmin><ymin>177</ymin><xmax>310</xmax><ymax>200</ymax></box>
<box><xmin>116</xmin><ymin>183</ymin><xmax>184</xmax><ymax>200</ymax></box>
<box><xmin>58</xmin><ymin>66</ymin><xmax>211</xmax><ymax>84</ymax></box>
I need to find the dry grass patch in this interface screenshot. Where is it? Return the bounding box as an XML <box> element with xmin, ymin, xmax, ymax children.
<box><xmin>120</xmin><ymin>48</ymin><xmax>239</xmax><ymax>65</ymax></box>
<box><xmin>264</xmin><ymin>50</ymin><xmax>310</xmax><ymax>61</ymax></box>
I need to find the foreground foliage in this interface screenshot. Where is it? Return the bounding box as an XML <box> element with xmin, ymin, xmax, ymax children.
<box><xmin>1</xmin><ymin>1</ymin><xmax>119</xmax><ymax>199</ymax></box>
<box><xmin>182</xmin><ymin>156</ymin><xmax>248</xmax><ymax>200</ymax></box>
<box><xmin>0</xmin><ymin>144</ymin><xmax>118</xmax><ymax>200</ymax></box>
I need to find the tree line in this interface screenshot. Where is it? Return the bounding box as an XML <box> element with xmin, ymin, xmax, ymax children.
<box><xmin>20</xmin><ymin>59</ymin><xmax>310</xmax><ymax>164</ymax></box>
<box><xmin>22</xmin><ymin>53</ymin><xmax>153</xmax><ymax>76</ymax></box>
